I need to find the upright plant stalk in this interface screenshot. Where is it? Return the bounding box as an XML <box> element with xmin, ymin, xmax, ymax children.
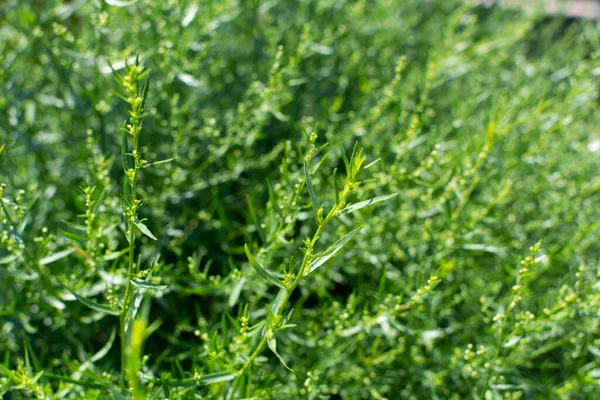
<box><xmin>233</xmin><ymin>143</ymin><xmax>369</xmax><ymax>392</ymax></box>
<box><xmin>112</xmin><ymin>59</ymin><xmax>150</xmax><ymax>385</ymax></box>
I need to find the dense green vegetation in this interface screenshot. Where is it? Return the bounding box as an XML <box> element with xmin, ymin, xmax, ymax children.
<box><xmin>1</xmin><ymin>1</ymin><xmax>600</xmax><ymax>398</ymax></box>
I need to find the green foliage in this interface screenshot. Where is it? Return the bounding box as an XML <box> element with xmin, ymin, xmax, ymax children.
<box><xmin>1</xmin><ymin>0</ymin><xmax>600</xmax><ymax>398</ymax></box>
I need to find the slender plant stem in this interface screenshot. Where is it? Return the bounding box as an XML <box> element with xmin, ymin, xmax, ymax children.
<box><xmin>233</xmin><ymin>189</ymin><xmax>347</xmax><ymax>390</ymax></box>
<box><xmin>120</xmin><ymin>135</ymin><xmax>140</xmax><ymax>385</ymax></box>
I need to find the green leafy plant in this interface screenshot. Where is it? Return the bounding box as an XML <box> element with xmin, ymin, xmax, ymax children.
<box><xmin>1</xmin><ymin>0</ymin><xmax>600</xmax><ymax>399</ymax></box>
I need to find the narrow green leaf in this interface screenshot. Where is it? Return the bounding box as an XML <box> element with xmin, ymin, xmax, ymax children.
<box><xmin>281</xmin><ymin>154</ymin><xmax>291</xmax><ymax>187</ymax></box>
<box><xmin>65</xmin><ymin>287</ymin><xmax>120</xmax><ymax>316</ymax></box>
<box><xmin>121</xmin><ymin>121</ymin><xmax>129</xmax><ymax>172</ymax></box>
<box><xmin>271</xmin><ymin>109</ymin><xmax>289</xmax><ymax>121</ymax></box>
<box><xmin>267</xmin><ymin>336</ymin><xmax>293</xmax><ymax>371</ymax></box>
<box><xmin>60</xmin><ymin>229</ymin><xmax>86</xmax><ymax>242</ymax></box>
<box><xmin>42</xmin><ymin>295</ymin><xmax>65</xmax><ymax>311</ymax></box>
<box><xmin>378</xmin><ymin>264</ymin><xmax>387</xmax><ymax>299</ymax></box>
<box><xmin>340</xmin><ymin>193</ymin><xmax>398</xmax><ymax>214</ymax></box>
<box><xmin>103</xmin><ymin>248</ymin><xmax>129</xmax><ymax>261</ymax></box>
<box><xmin>182</xmin><ymin>4</ymin><xmax>199</xmax><ymax>27</ymax></box>
<box><xmin>221</xmin><ymin>312</ymin><xmax>229</xmax><ymax>349</ymax></box>
<box><xmin>0</xmin><ymin>254</ymin><xmax>19</xmax><ymax>265</ymax></box>
<box><xmin>311</xmin><ymin>151</ymin><xmax>329</xmax><ymax>174</ymax></box>
<box><xmin>266</xmin><ymin>178</ymin><xmax>282</xmax><ymax>217</ymax></box>
<box><xmin>140</xmin><ymin>77</ymin><xmax>150</xmax><ymax>112</ymax></box>
<box><xmin>265</xmin><ymin>304</ymin><xmax>275</xmax><ymax>323</ymax></box>
<box><xmin>246</xmin><ymin>195</ymin><xmax>264</xmax><ymax>242</ymax></box>
<box><xmin>340</xmin><ymin>144</ymin><xmax>350</xmax><ymax>175</ymax></box>
<box><xmin>142</xmin><ymin>157</ymin><xmax>176</xmax><ymax>168</ymax></box>
<box><xmin>364</xmin><ymin>158</ymin><xmax>381</xmax><ymax>170</ymax></box>
<box><xmin>284</xmin><ymin>308</ymin><xmax>294</xmax><ymax>323</ymax></box>
<box><xmin>107</xmin><ymin>59</ymin><xmax>123</xmax><ymax>84</ymax></box>
<box><xmin>130</xmin><ymin>279</ymin><xmax>168</xmax><ymax>290</ymax></box>
<box><xmin>24</xmin><ymin>340</ymin><xmax>42</xmax><ymax>371</ymax></box>
<box><xmin>105</xmin><ymin>0</ymin><xmax>139</xmax><ymax>7</ymax></box>
<box><xmin>460</xmin><ymin>243</ymin><xmax>508</xmax><ymax>259</ymax></box>
<box><xmin>307</xmin><ymin>226</ymin><xmax>362</xmax><ymax>275</ymax></box>
<box><xmin>304</xmin><ymin>160</ymin><xmax>320</xmax><ymax>220</ymax></box>
<box><xmin>228</xmin><ymin>276</ymin><xmax>246</xmax><ymax>307</ymax></box>
<box><xmin>244</xmin><ymin>244</ymin><xmax>286</xmax><ymax>289</ymax></box>
<box><xmin>333</xmin><ymin>168</ymin><xmax>339</xmax><ymax>205</ymax></box>
<box><xmin>30</xmin><ymin>370</ymin><xmax>44</xmax><ymax>385</ymax></box>
<box><xmin>133</xmin><ymin>220</ymin><xmax>157</xmax><ymax>240</ymax></box>
<box><xmin>62</xmin><ymin>220</ymin><xmax>88</xmax><ymax>232</ymax></box>
<box><xmin>0</xmin><ymin>270</ymin><xmax>37</xmax><ymax>280</ymax></box>
<box><xmin>0</xmin><ymin>144</ymin><xmax>5</xmax><ymax>158</ymax></box>
<box><xmin>40</xmin><ymin>248</ymin><xmax>75</xmax><ymax>266</ymax></box>
<box><xmin>198</xmin><ymin>371</ymin><xmax>237</xmax><ymax>385</ymax></box>
<box><xmin>0</xmin><ymin>363</ymin><xmax>18</xmax><ymax>382</ymax></box>
<box><xmin>19</xmin><ymin>195</ymin><xmax>40</xmax><ymax>232</ymax></box>
<box><xmin>272</xmin><ymin>288</ymin><xmax>286</xmax><ymax>315</ymax></box>
<box><xmin>108</xmin><ymin>386</ymin><xmax>129</xmax><ymax>400</ymax></box>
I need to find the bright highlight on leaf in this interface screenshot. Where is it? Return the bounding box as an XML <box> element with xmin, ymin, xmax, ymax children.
<box><xmin>268</xmin><ymin>335</ymin><xmax>293</xmax><ymax>371</ymax></box>
<box><xmin>133</xmin><ymin>220</ymin><xmax>157</xmax><ymax>240</ymax></box>
<box><xmin>304</xmin><ymin>160</ymin><xmax>320</xmax><ymax>220</ymax></box>
<box><xmin>244</xmin><ymin>244</ymin><xmax>286</xmax><ymax>289</ymax></box>
<box><xmin>39</xmin><ymin>249</ymin><xmax>75</xmax><ymax>266</ymax></box>
<box><xmin>104</xmin><ymin>0</ymin><xmax>139</xmax><ymax>7</ymax></box>
<box><xmin>340</xmin><ymin>193</ymin><xmax>398</xmax><ymax>214</ymax></box>
<box><xmin>130</xmin><ymin>279</ymin><xmax>168</xmax><ymax>290</ymax></box>
<box><xmin>307</xmin><ymin>226</ymin><xmax>362</xmax><ymax>275</ymax></box>
<box><xmin>65</xmin><ymin>287</ymin><xmax>120</xmax><ymax>316</ymax></box>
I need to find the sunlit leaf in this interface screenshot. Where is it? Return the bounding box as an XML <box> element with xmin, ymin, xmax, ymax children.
<box><xmin>307</xmin><ymin>226</ymin><xmax>362</xmax><ymax>275</ymax></box>
<box><xmin>65</xmin><ymin>287</ymin><xmax>120</xmax><ymax>316</ymax></box>
<box><xmin>340</xmin><ymin>194</ymin><xmax>398</xmax><ymax>214</ymax></box>
<box><xmin>40</xmin><ymin>248</ymin><xmax>75</xmax><ymax>266</ymax></box>
<box><xmin>244</xmin><ymin>244</ymin><xmax>286</xmax><ymax>289</ymax></box>
<box><xmin>133</xmin><ymin>220</ymin><xmax>157</xmax><ymax>240</ymax></box>
<box><xmin>267</xmin><ymin>335</ymin><xmax>293</xmax><ymax>371</ymax></box>
<box><xmin>104</xmin><ymin>0</ymin><xmax>139</xmax><ymax>7</ymax></box>
<box><xmin>304</xmin><ymin>160</ymin><xmax>320</xmax><ymax>220</ymax></box>
<box><xmin>130</xmin><ymin>279</ymin><xmax>168</xmax><ymax>290</ymax></box>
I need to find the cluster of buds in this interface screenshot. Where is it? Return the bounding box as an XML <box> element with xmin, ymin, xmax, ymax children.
<box><xmin>507</xmin><ymin>241</ymin><xmax>542</xmax><ymax>315</ymax></box>
<box><xmin>409</xmin><ymin>275</ymin><xmax>441</xmax><ymax>305</ymax></box>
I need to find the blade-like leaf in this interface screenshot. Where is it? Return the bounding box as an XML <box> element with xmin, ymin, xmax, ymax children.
<box><xmin>267</xmin><ymin>335</ymin><xmax>293</xmax><ymax>371</ymax></box>
<box><xmin>265</xmin><ymin>304</ymin><xmax>275</xmax><ymax>323</ymax></box>
<box><xmin>182</xmin><ymin>4</ymin><xmax>199</xmax><ymax>27</ymax></box>
<box><xmin>30</xmin><ymin>370</ymin><xmax>44</xmax><ymax>385</ymax></box>
<box><xmin>65</xmin><ymin>287</ymin><xmax>120</xmax><ymax>316</ymax></box>
<box><xmin>199</xmin><ymin>371</ymin><xmax>237</xmax><ymax>385</ymax></box>
<box><xmin>0</xmin><ymin>254</ymin><xmax>19</xmax><ymax>265</ymax></box>
<box><xmin>142</xmin><ymin>157</ymin><xmax>176</xmax><ymax>168</ymax></box>
<box><xmin>340</xmin><ymin>144</ymin><xmax>350</xmax><ymax>173</ymax></box>
<box><xmin>340</xmin><ymin>193</ymin><xmax>398</xmax><ymax>214</ymax></box>
<box><xmin>364</xmin><ymin>158</ymin><xmax>381</xmax><ymax>170</ymax></box>
<box><xmin>307</xmin><ymin>226</ymin><xmax>362</xmax><ymax>275</ymax></box>
<box><xmin>40</xmin><ymin>248</ymin><xmax>75</xmax><ymax>266</ymax></box>
<box><xmin>140</xmin><ymin>77</ymin><xmax>150</xmax><ymax>112</ymax></box>
<box><xmin>0</xmin><ymin>363</ymin><xmax>17</xmax><ymax>381</ymax></box>
<box><xmin>266</xmin><ymin>178</ymin><xmax>282</xmax><ymax>217</ymax></box>
<box><xmin>333</xmin><ymin>168</ymin><xmax>339</xmax><ymax>205</ymax></box>
<box><xmin>244</xmin><ymin>244</ymin><xmax>286</xmax><ymax>289</ymax></box>
<box><xmin>228</xmin><ymin>277</ymin><xmax>246</xmax><ymax>307</ymax></box>
<box><xmin>105</xmin><ymin>0</ymin><xmax>139</xmax><ymax>7</ymax></box>
<box><xmin>304</xmin><ymin>160</ymin><xmax>320</xmax><ymax>220</ymax></box>
<box><xmin>121</xmin><ymin>121</ymin><xmax>129</xmax><ymax>172</ymax></box>
<box><xmin>130</xmin><ymin>279</ymin><xmax>168</xmax><ymax>290</ymax></box>
<box><xmin>0</xmin><ymin>144</ymin><xmax>5</xmax><ymax>158</ymax></box>
<box><xmin>133</xmin><ymin>220</ymin><xmax>157</xmax><ymax>240</ymax></box>
<box><xmin>19</xmin><ymin>195</ymin><xmax>41</xmax><ymax>232</ymax></box>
